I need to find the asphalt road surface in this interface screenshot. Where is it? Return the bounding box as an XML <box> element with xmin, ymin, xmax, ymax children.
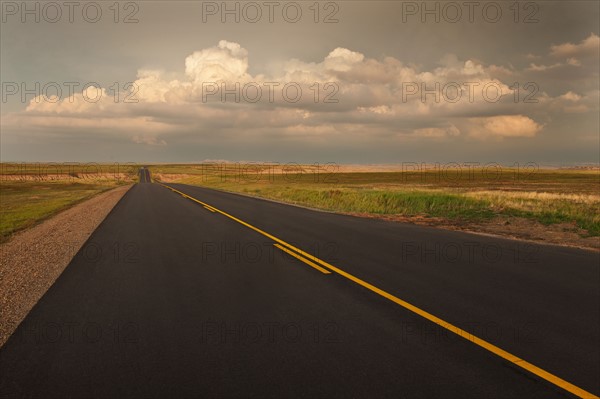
<box><xmin>139</xmin><ymin>167</ymin><xmax>151</xmax><ymax>183</ymax></box>
<box><xmin>0</xmin><ymin>170</ymin><xmax>598</xmax><ymax>398</ymax></box>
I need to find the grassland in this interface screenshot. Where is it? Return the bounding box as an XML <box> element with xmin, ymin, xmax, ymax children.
<box><xmin>0</xmin><ymin>162</ymin><xmax>139</xmax><ymax>177</ymax></box>
<box><xmin>150</xmin><ymin>163</ymin><xmax>600</xmax><ymax>238</ymax></box>
<box><xmin>0</xmin><ymin>164</ymin><xmax>136</xmax><ymax>243</ymax></box>
<box><xmin>3</xmin><ymin>162</ymin><xmax>595</xmax><ymax>246</ymax></box>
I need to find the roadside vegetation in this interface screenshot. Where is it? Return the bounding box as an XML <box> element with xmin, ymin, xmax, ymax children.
<box><xmin>0</xmin><ymin>164</ymin><xmax>136</xmax><ymax>243</ymax></box>
<box><xmin>150</xmin><ymin>164</ymin><xmax>600</xmax><ymax>237</ymax></box>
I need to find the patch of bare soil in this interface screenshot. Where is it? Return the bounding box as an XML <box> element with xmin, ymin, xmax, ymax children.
<box><xmin>0</xmin><ymin>185</ymin><xmax>132</xmax><ymax>347</ymax></box>
<box><xmin>153</xmin><ymin>173</ymin><xmax>191</xmax><ymax>182</ymax></box>
<box><xmin>350</xmin><ymin>213</ymin><xmax>600</xmax><ymax>251</ymax></box>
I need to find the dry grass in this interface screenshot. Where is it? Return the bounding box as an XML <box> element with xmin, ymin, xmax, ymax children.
<box><xmin>150</xmin><ymin>163</ymin><xmax>600</xmax><ymax>237</ymax></box>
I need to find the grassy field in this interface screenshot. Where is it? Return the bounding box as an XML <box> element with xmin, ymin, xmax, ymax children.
<box><xmin>0</xmin><ymin>168</ymin><xmax>135</xmax><ymax>243</ymax></box>
<box><xmin>150</xmin><ymin>164</ymin><xmax>600</xmax><ymax>237</ymax></box>
<box><xmin>0</xmin><ymin>162</ymin><xmax>139</xmax><ymax>177</ymax></box>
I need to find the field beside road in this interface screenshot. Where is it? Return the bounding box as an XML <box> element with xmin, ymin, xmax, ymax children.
<box><xmin>150</xmin><ymin>163</ymin><xmax>600</xmax><ymax>249</ymax></box>
<box><xmin>0</xmin><ymin>165</ymin><xmax>137</xmax><ymax>243</ymax></box>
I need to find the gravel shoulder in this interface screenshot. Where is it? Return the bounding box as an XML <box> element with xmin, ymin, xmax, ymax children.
<box><xmin>0</xmin><ymin>184</ymin><xmax>132</xmax><ymax>347</ymax></box>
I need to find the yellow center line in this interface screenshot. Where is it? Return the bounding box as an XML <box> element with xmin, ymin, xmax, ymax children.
<box><xmin>274</xmin><ymin>243</ymin><xmax>331</xmax><ymax>274</ymax></box>
<box><xmin>158</xmin><ymin>183</ymin><xmax>598</xmax><ymax>399</ymax></box>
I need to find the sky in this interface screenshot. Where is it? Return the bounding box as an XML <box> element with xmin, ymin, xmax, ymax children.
<box><xmin>1</xmin><ymin>0</ymin><xmax>599</xmax><ymax>164</ymax></box>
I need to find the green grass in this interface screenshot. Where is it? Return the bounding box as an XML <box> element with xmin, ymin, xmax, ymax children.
<box><xmin>247</xmin><ymin>187</ymin><xmax>495</xmax><ymax>220</ymax></box>
<box><xmin>149</xmin><ymin>164</ymin><xmax>600</xmax><ymax>236</ymax></box>
<box><xmin>0</xmin><ymin>180</ymin><xmax>126</xmax><ymax>243</ymax></box>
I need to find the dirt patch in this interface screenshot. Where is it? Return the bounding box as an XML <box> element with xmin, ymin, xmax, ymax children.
<box><xmin>0</xmin><ymin>184</ymin><xmax>132</xmax><ymax>347</ymax></box>
<box><xmin>153</xmin><ymin>173</ymin><xmax>192</xmax><ymax>182</ymax></box>
<box><xmin>351</xmin><ymin>212</ymin><xmax>600</xmax><ymax>251</ymax></box>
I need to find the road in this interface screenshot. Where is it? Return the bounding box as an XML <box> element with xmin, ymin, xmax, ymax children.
<box><xmin>0</xmin><ymin>171</ymin><xmax>598</xmax><ymax>398</ymax></box>
<box><xmin>139</xmin><ymin>167</ymin><xmax>151</xmax><ymax>183</ymax></box>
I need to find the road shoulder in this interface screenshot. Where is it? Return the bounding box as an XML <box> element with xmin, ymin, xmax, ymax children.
<box><xmin>0</xmin><ymin>184</ymin><xmax>133</xmax><ymax>347</ymax></box>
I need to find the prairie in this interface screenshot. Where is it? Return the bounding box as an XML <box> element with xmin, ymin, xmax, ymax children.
<box><xmin>150</xmin><ymin>164</ymin><xmax>600</xmax><ymax>245</ymax></box>
<box><xmin>0</xmin><ymin>164</ymin><xmax>136</xmax><ymax>242</ymax></box>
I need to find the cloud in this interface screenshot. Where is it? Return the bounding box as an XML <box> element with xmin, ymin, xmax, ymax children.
<box><xmin>548</xmin><ymin>90</ymin><xmax>595</xmax><ymax>113</ymax></box>
<box><xmin>412</xmin><ymin>125</ymin><xmax>460</xmax><ymax>138</ymax></box>
<box><xmin>527</xmin><ymin>62</ymin><xmax>563</xmax><ymax>72</ymax></box>
<box><xmin>466</xmin><ymin>115</ymin><xmax>543</xmax><ymax>139</ymax></box>
<box><xmin>525</xmin><ymin>53</ymin><xmax>541</xmax><ymax>60</ymax></box>
<box><xmin>550</xmin><ymin>33</ymin><xmax>600</xmax><ymax>58</ymax></box>
<box><xmin>132</xmin><ymin>135</ymin><xmax>167</xmax><ymax>146</ymax></box>
<box><xmin>515</xmin><ymin>33</ymin><xmax>599</xmax><ymax>84</ymax></box>
<box><xmin>324</xmin><ymin>48</ymin><xmax>365</xmax><ymax>72</ymax></box>
<box><xmin>8</xmin><ymin>40</ymin><xmax>596</xmax><ymax>148</ymax></box>
<box><xmin>185</xmin><ymin>40</ymin><xmax>250</xmax><ymax>83</ymax></box>
<box><xmin>559</xmin><ymin>91</ymin><xmax>582</xmax><ymax>102</ymax></box>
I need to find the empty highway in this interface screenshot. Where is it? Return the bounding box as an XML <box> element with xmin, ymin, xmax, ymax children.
<box><xmin>0</xmin><ymin>171</ymin><xmax>598</xmax><ymax>398</ymax></box>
